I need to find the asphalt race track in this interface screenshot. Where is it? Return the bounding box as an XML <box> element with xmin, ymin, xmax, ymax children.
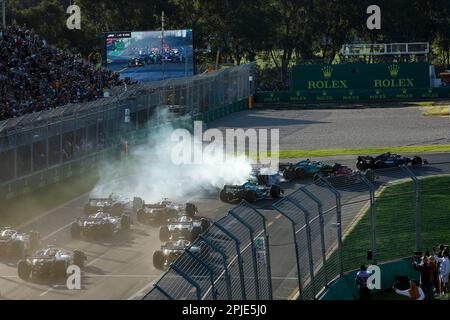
<box><xmin>1</xmin><ymin>107</ymin><xmax>450</xmax><ymax>300</ymax></box>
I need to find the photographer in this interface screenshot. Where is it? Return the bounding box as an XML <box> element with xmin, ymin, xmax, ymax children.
<box><xmin>412</xmin><ymin>254</ymin><xmax>433</xmax><ymax>300</ymax></box>
<box><xmin>394</xmin><ymin>280</ymin><xmax>425</xmax><ymax>300</ymax></box>
<box><xmin>355</xmin><ymin>265</ymin><xmax>371</xmax><ymax>300</ymax></box>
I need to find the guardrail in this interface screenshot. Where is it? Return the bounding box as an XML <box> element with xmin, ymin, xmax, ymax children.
<box><xmin>143</xmin><ymin>161</ymin><xmax>450</xmax><ymax>300</ymax></box>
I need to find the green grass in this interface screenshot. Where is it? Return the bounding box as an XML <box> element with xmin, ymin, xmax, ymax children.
<box><xmin>251</xmin><ymin>145</ymin><xmax>450</xmax><ymax>160</ymax></box>
<box><xmin>0</xmin><ymin>173</ymin><xmax>99</xmax><ymax>228</ymax></box>
<box><xmin>422</xmin><ymin>106</ymin><xmax>450</xmax><ymax>116</ymax></box>
<box><xmin>341</xmin><ymin>176</ymin><xmax>450</xmax><ymax>271</ymax></box>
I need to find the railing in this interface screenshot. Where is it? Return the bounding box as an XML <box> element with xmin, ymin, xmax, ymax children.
<box><xmin>142</xmin><ymin>161</ymin><xmax>450</xmax><ymax>300</ymax></box>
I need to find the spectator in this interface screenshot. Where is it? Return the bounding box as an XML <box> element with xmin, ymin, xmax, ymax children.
<box><xmin>0</xmin><ymin>25</ymin><xmax>135</xmax><ymax>121</ymax></box>
<box><xmin>394</xmin><ymin>280</ymin><xmax>425</xmax><ymax>300</ymax></box>
<box><xmin>413</xmin><ymin>255</ymin><xmax>433</xmax><ymax>300</ymax></box>
<box><xmin>436</xmin><ymin>249</ymin><xmax>450</xmax><ymax>296</ymax></box>
<box><xmin>355</xmin><ymin>265</ymin><xmax>371</xmax><ymax>300</ymax></box>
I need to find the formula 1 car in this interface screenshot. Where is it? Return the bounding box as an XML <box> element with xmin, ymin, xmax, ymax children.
<box><xmin>17</xmin><ymin>245</ymin><xmax>87</xmax><ymax>281</ymax></box>
<box><xmin>136</xmin><ymin>200</ymin><xmax>197</xmax><ymax>225</ymax></box>
<box><xmin>278</xmin><ymin>160</ymin><xmax>337</xmax><ymax>180</ymax></box>
<box><xmin>128</xmin><ymin>57</ymin><xmax>145</xmax><ymax>67</ymax></box>
<box><xmin>83</xmin><ymin>194</ymin><xmax>142</xmax><ymax>216</ymax></box>
<box><xmin>313</xmin><ymin>164</ymin><xmax>376</xmax><ymax>186</ymax></box>
<box><xmin>153</xmin><ymin>239</ymin><xmax>202</xmax><ymax>270</ymax></box>
<box><xmin>0</xmin><ymin>227</ymin><xmax>41</xmax><ymax>259</ymax></box>
<box><xmin>159</xmin><ymin>215</ymin><xmax>211</xmax><ymax>242</ymax></box>
<box><xmin>219</xmin><ymin>181</ymin><xmax>283</xmax><ymax>203</ymax></box>
<box><xmin>356</xmin><ymin>152</ymin><xmax>427</xmax><ymax>171</ymax></box>
<box><xmin>70</xmin><ymin>211</ymin><xmax>131</xmax><ymax>238</ymax></box>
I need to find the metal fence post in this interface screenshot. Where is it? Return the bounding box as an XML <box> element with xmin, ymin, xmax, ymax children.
<box><xmin>300</xmin><ymin>187</ymin><xmax>328</xmax><ymax>287</ymax></box>
<box><xmin>170</xmin><ymin>264</ymin><xmax>202</xmax><ymax>300</ymax></box>
<box><xmin>358</xmin><ymin>172</ymin><xmax>377</xmax><ymax>265</ymax></box>
<box><xmin>184</xmin><ymin>249</ymin><xmax>218</xmax><ymax>300</ymax></box>
<box><xmin>272</xmin><ymin>201</ymin><xmax>304</xmax><ymax>300</ymax></box>
<box><xmin>401</xmin><ymin>166</ymin><xmax>421</xmax><ymax>252</ymax></box>
<box><xmin>240</xmin><ymin>202</ymin><xmax>273</xmax><ymax>300</ymax></box>
<box><xmin>228</xmin><ymin>210</ymin><xmax>261</xmax><ymax>300</ymax></box>
<box><xmin>318</xmin><ymin>175</ymin><xmax>345</xmax><ymax>276</ymax></box>
<box><xmin>288</xmin><ymin>196</ymin><xmax>316</xmax><ymax>299</ymax></box>
<box><xmin>198</xmin><ymin>235</ymin><xmax>233</xmax><ymax>300</ymax></box>
<box><xmin>213</xmin><ymin>222</ymin><xmax>247</xmax><ymax>300</ymax></box>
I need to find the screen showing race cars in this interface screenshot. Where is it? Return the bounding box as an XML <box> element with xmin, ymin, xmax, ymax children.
<box><xmin>105</xmin><ymin>30</ymin><xmax>194</xmax><ymax>82</ymax></box>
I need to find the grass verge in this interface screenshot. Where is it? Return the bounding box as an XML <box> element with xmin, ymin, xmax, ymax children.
<box><xmin>342</xmin><ymin>176</ymin><xmax>450</xmax><ymax>271</ymax></box>
<box><xmin>422</xmin><ymin>106</ymin><xmax>450</xmax><ymax>116</ymax></box>
<box><xmin>251</xmin><ymin>145</ymin><xmax>450</xmax><ymax>160</ymax></box>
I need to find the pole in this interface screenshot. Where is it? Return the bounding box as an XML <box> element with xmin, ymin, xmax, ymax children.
<box><xmin>2</xmin><ymin>0</ymin><xmax>6</xmax><ymax>29</ymax></box>
<box><xmin>161</xmin><ymin>11</ymin><xmax>165</xmax><ymax>81</ymax></box>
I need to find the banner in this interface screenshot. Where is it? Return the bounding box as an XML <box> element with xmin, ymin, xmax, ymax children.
<box><xmin>292</xmin><ymin>63</ymin><xmax>430</xmax><ymax>91</ymax></box>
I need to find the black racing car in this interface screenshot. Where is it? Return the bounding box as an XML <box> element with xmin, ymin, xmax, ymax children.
<box><xmin>136</xmin><ymin>200</ymin><xmax>197</xmax><ymax>225</ymax></box>
<box><xmin>159</xmin><ymin>215</ymin><xmax>211</xmax><ymax>242</ymax></box>
<box><xmin>356</xmin><ymin>152</ymin><xmax>427</xmax><ymax>171</ymax></box>
<box><xmin>153</xmin><ymin>239</ymin><xmax>203</xmax><ymax>270</ymax></box>
<box><xmin>71</xmin><ymin>211</ymin><xmax>131</xmax><ymax>238</ymax></box>
<box><xmin>17</xmin><ymin>245</ymin><xmax>87</xmax><ymax>281</ymax></box>
<box><xmin>0</xmin><ymin>227</ymin><xmax>41</xmax><ymax>259</ymax></box>
<box><xmin>83</xmin><ymin>194</ymin><xmax>141</xmax><ymax>216</ymax></box>
<box><xmin>220</xmin><ymin>182</ymin><xmax>283</xmax><ymax>203</ymax></box>
<box><xmin>128</xmin><ymin>57</ymin><xmax>145</xmax><ymax>67</ymax></box>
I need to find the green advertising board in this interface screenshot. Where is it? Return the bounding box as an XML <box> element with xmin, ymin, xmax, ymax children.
<box><xmin>255</xmin><ymin>87</ymin><xmax>450</xmax><ymax>104</ymax></box>
<box><xmin>292</xmin><ymin>62</ymin><xmax>430</xmax><ymax>91</ymax></box>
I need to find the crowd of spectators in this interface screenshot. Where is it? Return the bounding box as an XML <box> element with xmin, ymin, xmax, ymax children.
<box><xmin>0</xmin><ymin>25</ymin><xmax>135</xmax><ymax>121</ymax></box>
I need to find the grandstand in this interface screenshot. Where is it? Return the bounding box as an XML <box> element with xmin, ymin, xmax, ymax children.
<box><xmin>0</xmin><ymin>25</ymin><xmax>134</xmax><ymax>121</ymax></box>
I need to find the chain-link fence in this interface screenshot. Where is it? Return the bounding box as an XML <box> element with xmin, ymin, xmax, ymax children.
<box><xmin>0</xmin><ymin>63</ymin><xmax>256</xmax><ymax>201</ymax></box>
<box><xmin>143</xmin><ymin>161</ymin><xmax>450</xmax><ymax>300</ymax></box>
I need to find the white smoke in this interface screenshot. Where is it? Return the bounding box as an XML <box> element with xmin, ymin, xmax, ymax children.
<box><xmin>91</xmin><ymin>115</ymin><xmax>252</xmax><ymax>203</ymax></box>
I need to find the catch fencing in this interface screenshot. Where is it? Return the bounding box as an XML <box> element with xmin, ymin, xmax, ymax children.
<box><xmin>0</xmin><ymin>63</ymin><xmax>256</xmax><ymax>201</ymax></box>
<box><xmin>144</xmin><ymin>161</ymin><xmax>450</xmax><ymax>300</ymax></box>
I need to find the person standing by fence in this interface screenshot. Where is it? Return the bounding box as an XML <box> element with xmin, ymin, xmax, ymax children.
<box><xmin>413</xmin><ymin>255</ymin><xmax>433</xmax><ymax>300</ymax></box>
<box><xmin>355</xmin><ymin>265</ymin><xmax>371</xmax><ymax>300</ymax></box>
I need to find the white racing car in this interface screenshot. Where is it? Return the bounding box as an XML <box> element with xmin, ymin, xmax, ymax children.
<box><xmin>71</xmin><ymin>211</ymin><xmax>131</xmax><ymax>238</ymax></box>
<box><xmin>159</xmin><ymin>215</ymin><xmax>211</xmax><ymax>242</ymax></box>
<box><xmin>0</xmin><ymin>227</ymin><xmax>41</xmax><ymax>259</ymax></box>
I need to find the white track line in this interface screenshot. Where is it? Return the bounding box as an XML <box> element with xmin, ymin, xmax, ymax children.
<box><xmin>41</xmin><ymin>222</ymin><xmax>73</xmax><ymax>241</ymax></box>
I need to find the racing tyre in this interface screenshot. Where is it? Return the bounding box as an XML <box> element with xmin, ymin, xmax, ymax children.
<box><xmin>219</xmin><ymin>189</ymin><xmax>231</xmax><ymax>203</ymax></box>
<box><xmin>159</xmin><ymin>226</ymin><xmax>171</xmax><ymax>242</ymax></box>
<box><xmin>54</xmin><ymin>260</ymin><xmax>67</xmax><ymax>279</ymax></box>
<box><xmin>121</xmin><ymin>214</ymin><xmax>131</xmax><ymax>231</ymax></box>
<box><xmin>136</xmin><ymin>209</ymin><xmax>146</xmax><ymax>223</ymax></box>
<box><xmin>73</xmin><ymin>250</ymin><xmax>86</xmax><ymax>268</ymax></box>
<box><xmin>190</xmin><ymin>226</ymin><xmax>202</xmax><ymax>242</ymax></box>
<box><xmin>282</xmin><ymin>170</ymin><xmax>295</xmax><ymax>180</ymax></box>
<box><xmin>270</xmin><ymin>185</ymin><xmax>282</xmax><ymax>198</ymax></box>
<box><xmin>411</xmin><ymin>157</ymin><xmax>423</xmax><ymax>166</ymax></box>
<box><xmin>374</xmin><ymin>160</ymin><xmax>385</xmax><ymax>169</ymax></box>
<box><xmin>17</xmin><ymin>260</ymin><xmax>31</xmax><ymax>280</ymax></box>
<box><xmin>295</xmin><ymin>168</ymin><xmax>306</xmax><ymax>179</ymax></box>
<box><xmin>28</xmin><ymin>231</ymin><xmax>41</xmax><ymax>249</ymax></box>
<box><xmin>9</xmin><ymin>240</ymin><xmax>25</xmax><ymax>258</ymax></box>
<box><xmin>356</xmin><ymin>161</ymin><xmax>366</xmax><ymax>171</ymax></box>
<box><xmin>133</xmin><ymin>197</ymin><xmax>144</xmax><ymax>212</ymax></box>
<box><xmin>244</xmin><ymin>190</ymin><xmax>258</xmax><ymax>203</ymax></box>
<box><xmin>185</xmin><ymin>203</ymin><xmax>197</xmax><ymax>217</ymax></box>
<box><xmin>70</xmin><ymin>222</ymin><xmax>81</xmax><ymax>239</ymax></box>
<box><xmin>200</xmin><ymin>218</ymin><xmax>210</xmax><ymax>232</ymax></box>
<box><xmin>153</xmin><ymin>250</ymin><xmax>165</xmax><ymax>270</ymax></box>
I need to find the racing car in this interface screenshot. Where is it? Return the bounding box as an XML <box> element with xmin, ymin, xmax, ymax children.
<box><xmin>70</xmin><ymin>211</ymin><xmax>131</xmax><ymax>238</ymax></box>
<box><xmin>278</xmin><ymin>160</ymin><xmax>337</xmax><ymax>180</ymax></box>
<box><xmin>220</xmin><ymin>181</ymin><xmax>283</xmax><ymax>203</ymax></box>
<box><xmin>17</xmin><ymin>245</ymin><xmax>87</xmax><ymax>281</ymax></box>
<box><xmin>313</xmin><ymin>164</ymin><xmax>376</xmax><ymax>186</ymax></box>
<box><xmin>0</xmin><ymin>227</ymin><xmax>41</xmax><ymax>258</ymax></box>
<box><xmin>128</xmin><ymin>57</ymin><xmax>145</xmax><ymax>67</ymax></box>
<box><xmin>136</xmin><ymin>200</ymin><xmax>197</xmax><ymax>225</ymax></box>
<box><xmin>159</xmin><ymin>215</ymin><xmax>211</xmax><ymax>242</ymax></box>
<box><xmin>356</xmin><ymin>152</ymin><xmax>427</xmax><ymax>171</ymax></box>
<box><xmin>83</xmin><ymin>194</ymin><xmax>142</xmax><ymax>216</ymax></box>
<box><xmin>153</xmin><ymin>239</ymin><xmax>202</xmax><ymax>270</ymax></box>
